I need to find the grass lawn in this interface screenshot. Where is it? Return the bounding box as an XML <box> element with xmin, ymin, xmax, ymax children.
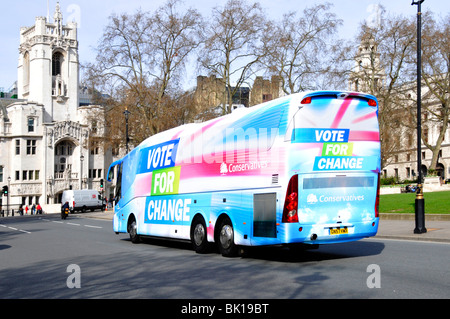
<box><xmin>380</xmin><ymin>191</ymin><xmax>450</xmax><ymax>214</ymax></box>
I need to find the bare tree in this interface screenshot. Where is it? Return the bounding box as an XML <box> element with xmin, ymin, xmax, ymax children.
<box><xmin>260</xmin><ymin>3</ymin><xmax>342</xmax><ymax>94</ymax></box>
<box><xmin>149</xmin><ymin>0</ymin><xmax>203</xmax><ymax>102</ymax></box>
<box><xmin>198</xmin><ymin>0</ymin><xmax>266</xmax><ymax>114</ymax></box>
<box><xmin>85</xmin><ymin>0</ymin><xmax>202</xmax><ymax>147</ymax></box>
<box><xmin>350</xmin><ymin>9</ymin><xmax>416</xmax><ymax>169</ymax></box>
<box><xmin>84</xmin><ymin>9</ymin><xmax>155</xmax><ymax>146</ymax></box>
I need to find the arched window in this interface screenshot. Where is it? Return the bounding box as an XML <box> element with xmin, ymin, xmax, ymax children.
<box><xmin>54</xmin><ymin>140</ymin><xmax>76</xmax><ymax>175</ymax></box>
<box><xmin>52</xmin><ymin>52</ymin><xmax>63</xmax><ymax>76</ymax></box>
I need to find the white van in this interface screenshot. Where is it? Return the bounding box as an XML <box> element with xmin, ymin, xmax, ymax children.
<box><xmin>61</xmin><ymin>189</ymin><xmax>105</xmax><ymax>213</ymax></box>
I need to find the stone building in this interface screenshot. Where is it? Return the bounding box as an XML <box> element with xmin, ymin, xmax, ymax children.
<box><xmin>382</xmin><ymin>89</ymin><xmax>450</xmax><ymax>183</ymax></box>
<box><xmin>193</xmin><ymin>75</ymin><xmax>227</xmax><ymax>113</ymax></box>
<box><xmin>193</xmin><ymin>74</ymin><xmax>284</xmax><ymax>117</ymax></box>
<box><xmin>0</xmin><ymin>3</ymin><xmax>113</xmax><ymax>212</ymax></box>
<box><xmin>250</xmin><ymin>76</ymin><xmax>284</xmax><ymax>106</ymax></box>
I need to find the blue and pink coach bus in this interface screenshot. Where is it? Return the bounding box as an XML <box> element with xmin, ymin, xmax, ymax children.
<box><xmin>107</xmin><ymin>91</ymin><xmax>381</xmax><ymax>256</ymax></box>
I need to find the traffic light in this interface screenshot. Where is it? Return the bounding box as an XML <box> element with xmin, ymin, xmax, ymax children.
<box><xmin>2</xmin><ymin>185</ymin><xmax>8</xmax><ymax>195</ymax></box>
<box><xmin>100</xmin><ymin>179</ymin><xmax>104</xmax><ymax>190</ymax></box>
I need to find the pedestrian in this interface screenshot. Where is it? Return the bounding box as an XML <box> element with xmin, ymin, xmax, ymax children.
<box><xmin>25</xmin><ymin>205</ymin><xmax>29</xmax><ymax>215</ymax></box>
<box><xmin>19</xmin><ymin>205</ymin><xmax>24</xmax><ymax>216</ymax></box>
<box><xmin>36</xmin><ymin>203</ymin><xmax>42</xmax><ymax>214</ymax></box>
<box><xmin>32</xmin><ymin>204</ymin><xmax>36</xmax><ymax>215</ymax></box>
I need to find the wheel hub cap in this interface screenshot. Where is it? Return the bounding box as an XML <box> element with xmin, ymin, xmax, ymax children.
<box><xmin>220</xmin><ymin>225</ymin><xmax>233</xmax><ymax>249</ymax></box>
<box><xmin>194</xmin><ymin>224</ymin><xmax>205</xmax><ymax>246</ymax></box>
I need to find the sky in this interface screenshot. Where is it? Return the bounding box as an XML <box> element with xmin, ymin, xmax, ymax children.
<box><xmin>0</xmin><ymin>0</ymin><xmax>449</xmax><ymax>92</ymax></box>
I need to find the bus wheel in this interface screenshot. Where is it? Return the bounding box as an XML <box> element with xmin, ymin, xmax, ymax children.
<box><xmin>191</xmin><ymin>216</ymin><xmax>210</xmax><ymax>254</ymax></box>
<box><xmin>128</xmin><ymin>219</ymin><xmax>141</xmax><ymax>244</ymax></box>
<box><xmin>217</xmin><ymin>217</ymin><xmax>238</xmax><ymax>257</ymax></box>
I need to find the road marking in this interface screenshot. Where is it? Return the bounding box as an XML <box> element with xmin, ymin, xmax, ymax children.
<box><xmin>67</xmin><ymin>222</ymin><xmax>81</xmax><ymax>226</ymax></box>
<box><xmin>0</xmin><ymin>224</ymin><xmax>31</xmax><ymax>234</ymax></box>
<box><xmin>0</xmin><ymin>217</ymin><xmax>103</xmax><ymax>235</ymax></box>
<box><xmin>36</xmin><ymin>217</ymin><xmax>104</xmax><ymax>230</ymax></box>
<box><xmin>84</xmin><ymin>224</ymin><xmax>102</xmax><ymax>229</ymax></box>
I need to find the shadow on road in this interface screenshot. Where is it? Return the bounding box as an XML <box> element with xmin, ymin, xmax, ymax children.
<box><xmin>125</xmin><ymin>236</ymin><xmax>385</xmax><ymax>263</ymax></box>
<box><xmin>0</xmin><ymin>236</ymin><xmax>385</xmax><ymax>299</ymax></box>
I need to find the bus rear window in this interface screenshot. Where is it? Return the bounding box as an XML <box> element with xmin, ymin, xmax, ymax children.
<box><xmin>303</xmin><ymin>176</ymin><xmax>374</xmax><ymax>189</ymax></box>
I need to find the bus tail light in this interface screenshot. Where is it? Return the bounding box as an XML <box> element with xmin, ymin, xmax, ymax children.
<box><xmin>375</xmin><ymin>173</ymin><xmax>380</xmax><ymax>218</ymax></box>
<box><xmin>368</xmin><ymin>99</ymin><xmax>377</xmax><ymax>107</ymax></box>
<box><xmin>282</xmin><ymin>175</ymin><xmax>299</xmax><ymax>223</ymax></box>
<box><xmin>301</xmin><ymin>96</ymin><xmax>311</xmax><ymax>104</ymax></box>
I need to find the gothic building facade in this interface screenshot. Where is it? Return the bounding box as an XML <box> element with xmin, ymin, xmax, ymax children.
<box><xmin>0</xmin><ymin>3</ymin><xmax>113</xmax><ymax>212</ymax></box>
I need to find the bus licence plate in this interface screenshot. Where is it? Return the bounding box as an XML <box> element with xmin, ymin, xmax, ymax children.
<box><xmin>329</xmin><ymin>227</ymin><xmax>348</xmax><ymax>235</ymax></box>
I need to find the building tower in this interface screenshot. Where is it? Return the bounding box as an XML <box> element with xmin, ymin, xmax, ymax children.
<box><xmin>348</xmin><ymin>37</ymin><xmax>385</xmax><ymax>94</ymax></box>
<box><xmin>17</xmin><ymin>2</ymin><xmax>79</xmax><ymax>123</ymax></box>
<box><xmin>0</xmin><ymin>2</ymin><xmax>98</xmax><ymax>210</ymax></box>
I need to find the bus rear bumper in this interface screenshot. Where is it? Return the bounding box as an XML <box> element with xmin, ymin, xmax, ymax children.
<box><xmin>282</xmin><ymin>218</ymin><xmax>379</xmax><ymax>245</ymax></box>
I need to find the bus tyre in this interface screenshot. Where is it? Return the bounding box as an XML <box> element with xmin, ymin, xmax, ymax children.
<box><xmin>217</xmin><ymin>217</ymin><xmax>238</xmax><ymax>257</ymax></box>
<box><xmin>191</xmin><ymin>216</ymin><xmax>210</xmax><ymax>254</ymax></box>
<box><xmin>128</xmin><ymin>219</ymin><xmax>141</xmax><ymax>244</ymax></box>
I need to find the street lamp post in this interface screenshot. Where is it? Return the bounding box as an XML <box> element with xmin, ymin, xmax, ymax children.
<box><xmin>411</xmin><ymin>0</ymin><xmax>427</xmax><ymax>234</ymax></box>
<box><xmin>124</xmin><ymin>107</ymin><xmax>130</xmax><ymax>154</ymax></box>
<box><xmin>7</xmin><ymin>176</ymin><xmax>10</xmax><ymax>217</ymax></box>
<box><xmin>80</xmin><ymin>154</ymin><xmax>84</xmax><ymax>190</ymax></box>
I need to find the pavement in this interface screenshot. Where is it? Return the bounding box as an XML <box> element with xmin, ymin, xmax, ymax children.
<box><xmin>377</xmin><ymin>215</ymin><xmax>450</xmax><ymax>244</ymax></box>
<box><xmin>79</xmin><ymin>210</ymin><xmax>450</xmax><ymax>244</ymax></box>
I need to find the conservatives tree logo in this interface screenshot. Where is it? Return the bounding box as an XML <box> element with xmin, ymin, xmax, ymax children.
<box><xmin>307</xmin><ymin>193</ymin><xmax>318</xmax><ymax>204</ymax></box>
<box><xmin>219</xmin><ymin>161</ymin><xmax>269</xmax><ymax>175</ymax></box>
<box><xmin>220</xmin><ymin>162</ymin><xmax>228</xmax><ymax>175</ymax></box>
